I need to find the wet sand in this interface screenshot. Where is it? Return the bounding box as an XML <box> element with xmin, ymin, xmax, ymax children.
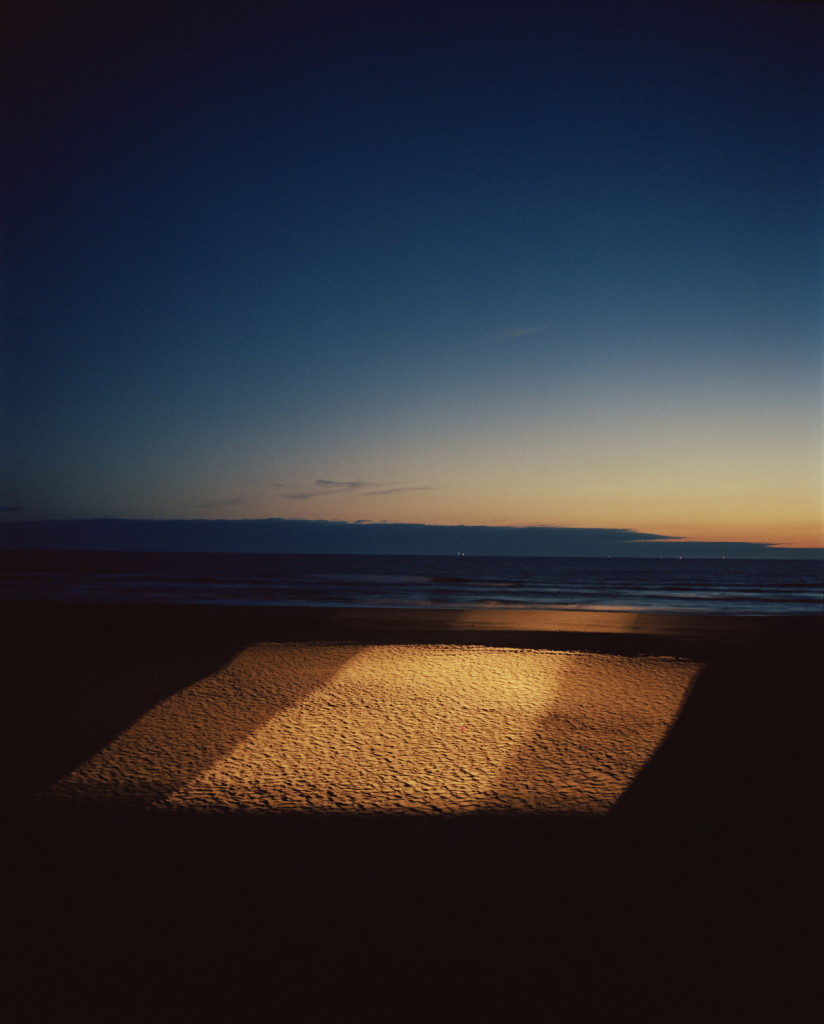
<box><xmin>2</xmin><ymin>602</ymin><xmax>821</xmax><ymax>1022</ymax></box>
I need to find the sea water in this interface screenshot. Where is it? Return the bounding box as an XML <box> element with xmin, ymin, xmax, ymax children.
<box><xmin>1</xmin><ymin>551</ymin><xmax>821</xmax><ymax>615</ymax></box>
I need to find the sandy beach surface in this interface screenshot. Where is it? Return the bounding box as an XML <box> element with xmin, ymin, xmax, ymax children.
<box><xmin>2</xmin><ymin>603</ymin><xmax>821</xmax><ymax>1023</ymax></box>
<box><xmin>40</xmin><ymin>643</ymin><xmax>699</xmax><ymax>815</ymax></box>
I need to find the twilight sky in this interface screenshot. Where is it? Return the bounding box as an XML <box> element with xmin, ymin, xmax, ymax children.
<box><xmin>2</xmin><ymin>0</ymin><xmax>822</xmax><ymax>550</ymax></box>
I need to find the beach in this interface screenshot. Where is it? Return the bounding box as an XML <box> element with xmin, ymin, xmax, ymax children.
<box><xmin>2</xmin><ymin>602</ymin><xmax>821</xmax><ymax>1021</ymax></box>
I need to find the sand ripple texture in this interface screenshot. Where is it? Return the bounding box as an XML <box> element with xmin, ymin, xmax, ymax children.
<box><xmin>42</xmin><ymin>644</ymin><xmax>701</xmax><ymax>815</ymax></box>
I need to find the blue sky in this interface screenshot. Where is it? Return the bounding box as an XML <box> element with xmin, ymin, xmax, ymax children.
<box><xmin>2</xmin><ymin>0</ymin><xmax>822</xmax><ymax>552</ymax></box>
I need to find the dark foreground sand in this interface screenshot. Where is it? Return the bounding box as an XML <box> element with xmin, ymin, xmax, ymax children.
<box><xmin>2</xmin><ymin>603</ymin><xmax>821</xmax><ymax>1022</ymax></box>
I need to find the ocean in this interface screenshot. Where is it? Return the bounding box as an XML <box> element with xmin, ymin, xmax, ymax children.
<box><xmin>0</xmin><ymin>551</ymin><xmax>821</xmax><ymax>615</ymax></box>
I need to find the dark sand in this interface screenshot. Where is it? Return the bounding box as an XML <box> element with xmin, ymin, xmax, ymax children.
<box><xmin>2</xmin><ymin>602</ymin><xmax>821</xmax><ymax>1022</ymax></box>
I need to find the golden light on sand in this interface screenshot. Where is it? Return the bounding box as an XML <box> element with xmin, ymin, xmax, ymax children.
<box><xmin>42</xmin><ymin>643</ymin><xmax>701</xmax><ymax>815</ymax></box>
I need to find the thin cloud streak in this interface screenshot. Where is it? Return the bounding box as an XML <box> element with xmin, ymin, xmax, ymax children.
<box><xmin>362</xmin><ymin>487</ymin><xmax>434</xmax><ymax>496</ymax></box>
<box><xmin>285</xmin><ymin>480</ymin><xmax>371</xmax><ymax>500</ymax></box>
<box><xmin>315</xmin><ymin>480</ymin><xmax>373</xmax><ymax>490</ymax></box>
<box><xmin>285</xmin><ymin>480</ymin><xmax>433</xmax><ymax>500</ymax></box>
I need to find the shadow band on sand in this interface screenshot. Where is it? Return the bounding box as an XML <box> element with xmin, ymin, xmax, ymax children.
<box><xmin>2</xmin><ymin>602</ymin><xmax>821</xmax><ymax>1022</ymax></box>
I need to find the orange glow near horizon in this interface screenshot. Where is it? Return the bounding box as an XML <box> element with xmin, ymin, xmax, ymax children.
<box><xmin>21</xmin><ymin>375</ymin><xmax>821</xmax><ymax>552</ymax></box>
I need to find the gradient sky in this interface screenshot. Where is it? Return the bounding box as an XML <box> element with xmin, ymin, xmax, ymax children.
<box><xmin>3</xmin><ymin>0</ymin><xmax>822</xmax><ymax>549</ymax></box>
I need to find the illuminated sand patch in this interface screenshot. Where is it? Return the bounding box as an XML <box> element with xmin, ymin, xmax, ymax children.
<box><xmin>42</xmin><ymin>644</ymin><xmax>701</xmax><ymax>815</ymax></box>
